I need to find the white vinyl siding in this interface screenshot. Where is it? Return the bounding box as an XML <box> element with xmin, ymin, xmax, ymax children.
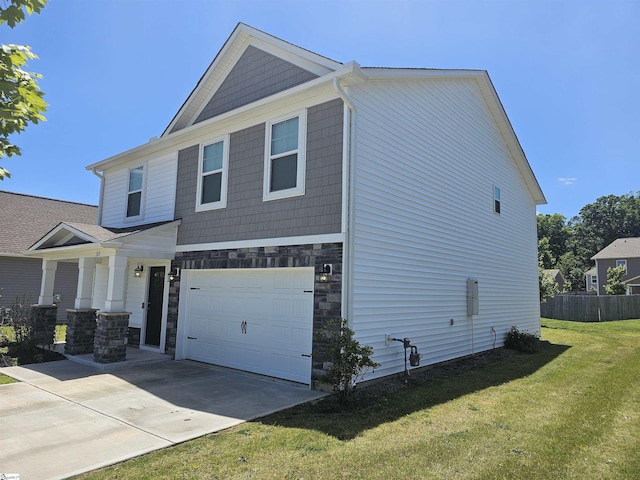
<box><xmin>348</xmin><ymin>78</ymin><xmax>540</xmax><ymax>380</ymax></box>
<box><xmin>101</xmin><ymin>153</ymin><xmax>177</xmax><ymax>228</ymax></box>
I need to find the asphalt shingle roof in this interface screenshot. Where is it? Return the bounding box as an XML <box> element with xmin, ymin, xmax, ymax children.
<box><xmin>0</xmin><ymin>191</ymin><xmax>98</xmax><ymax>256</ymax></box>
<box><xmin>591</xmin><ymin>238</ymin><xmax>640</xmax><ymax>260</ymax></box>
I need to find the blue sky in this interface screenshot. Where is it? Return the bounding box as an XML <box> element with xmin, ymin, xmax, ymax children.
<box><xmin>2</xmin><ymin>0</ymin><xmax>638</xmax><ymax>219</ymax></box>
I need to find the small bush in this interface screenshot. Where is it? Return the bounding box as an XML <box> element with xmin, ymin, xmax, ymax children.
<box><xmin>504</xmin><ymin>326</ymin><xmax>539</xmax><ymax>353</ymax></box>
<box><xmin>316</xmin><ymin>318</ymin><xmax>379</xmax><ymax>404</ymax></box>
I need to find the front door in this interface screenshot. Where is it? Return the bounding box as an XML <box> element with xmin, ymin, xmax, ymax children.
<box><xmin>145</xmin><ymin>266</ymin><xmax>165</xmax><ymax>347</ymax></box>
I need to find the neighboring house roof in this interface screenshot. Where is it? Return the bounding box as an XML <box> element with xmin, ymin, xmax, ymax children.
<box><xmin>543</xmin><ymin>269</ymin><xmax>564</xmax><ymax>280</ymax></box>
<box><xmin>0</xmin><ymin>191</ymin><xmax>98</xmax><ymax>257</ymax></box>
<box><xmin>591</xmin><ymin>238</ymin><xmax>640</xmax><ymax>260</ymax></box>
<box><xmin>585</xmin><ymin>267</ymin><xmax>597</xmax><ymax>276</ymax></box>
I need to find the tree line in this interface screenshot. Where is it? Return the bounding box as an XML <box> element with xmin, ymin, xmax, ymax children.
<box><xmin>538</xmin><ymin>192</ymin><xmax>640</xmax><ymax>292</ymax></box>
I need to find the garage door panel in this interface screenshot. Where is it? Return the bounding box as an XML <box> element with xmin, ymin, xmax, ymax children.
<box><xmin>183</xmin><ymin>268</ymin><xmax>314</xmax><ymax>384</ymax></box>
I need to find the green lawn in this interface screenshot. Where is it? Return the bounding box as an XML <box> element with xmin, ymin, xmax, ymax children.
<box><xmin>73</xmin><ymin>318</ymin><xmax>640</xmax><ymax>479</ymax></box>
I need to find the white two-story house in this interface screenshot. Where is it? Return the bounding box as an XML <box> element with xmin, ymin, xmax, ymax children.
<box><xmin>29</xmin><ymin>23</ymin><xmax>546</xmax><ymax>386</ymax></box>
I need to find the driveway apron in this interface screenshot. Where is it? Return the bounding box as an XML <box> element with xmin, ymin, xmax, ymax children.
<box><xmin>0</xmin><ymin>360</ymin><xmax>325</xmax><ymax>480</ymax></box>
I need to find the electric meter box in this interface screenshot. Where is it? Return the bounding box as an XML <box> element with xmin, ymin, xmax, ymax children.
<box><xmin>467</xmin><ymin>278</ymin><xmax>479</xmax><ymax>316</ymax></box>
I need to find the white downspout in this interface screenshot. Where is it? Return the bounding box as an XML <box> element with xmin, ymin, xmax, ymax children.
<box><xmin>332</xmin><ymin>77</ymin><xmax>357</xmax><ymax>326</ymax></box>
<box><xmin>91</xmin><ymin>168</ymin><xmax>104</xmax><ymax>225</ymax></box>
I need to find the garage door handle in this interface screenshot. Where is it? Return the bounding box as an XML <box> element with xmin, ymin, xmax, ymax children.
<box><xmin>187</xmin><ymin>336</ymin><xmax>197</xmax><ymax>340</ymax></box>
<box><xmin>301</xmin><ymin>354</ymin><xmax>311</xmax><ymax>358</ymax></box>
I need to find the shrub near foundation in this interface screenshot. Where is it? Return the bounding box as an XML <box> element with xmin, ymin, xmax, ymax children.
<box><xmin>504</xmin><ymin>325</ymin><xmax>540</xmax><ymax>353</ymax></box>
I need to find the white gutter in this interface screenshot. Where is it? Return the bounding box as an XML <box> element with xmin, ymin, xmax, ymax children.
<box><xmin>91</xmin><ymin>168</ymin><xmax>104</xmax><ymax>225</ymax></box>
<box><xmin>331</xmin><ymin>76</ymin><xmax>360</xmax><ymax>327</ymax></box>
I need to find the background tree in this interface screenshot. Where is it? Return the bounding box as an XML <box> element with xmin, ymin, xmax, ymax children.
<box><xmin>538</xmin><ymin>192</ymin><xmax>640</xmax><ymax>292</ymax></box>
<box><xmin>604</xmin><ymin>266</ymin><xmax>627</xmax><ymax>295</ymax></box>
<box><xmin>0</xmin><ymin>0</ymin><xmax>47</xmax><ymax>180</ymax></box>
<box><xmin>537</xmin><ymin>213</ymin><xmax>570</xmax><ymax>266</ymax></box>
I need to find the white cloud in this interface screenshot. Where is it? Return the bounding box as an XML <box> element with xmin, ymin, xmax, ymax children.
<box><xmin>558</xmin><ymin>177</ymin><xmax>577</xmax><ymax>185</ymax></box>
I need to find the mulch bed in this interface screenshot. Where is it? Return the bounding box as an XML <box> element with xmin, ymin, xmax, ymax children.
<box><xmin>0</xmin><ymin>344</ymin><xmax>66</xmax><ymax>367</ymax></box>
<box><xmin>318</xmin><ymin>348</ymin><xmax>516</xmax><ymax>410</ymax></box>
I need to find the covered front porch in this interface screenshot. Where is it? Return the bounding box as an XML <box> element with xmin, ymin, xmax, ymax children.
<box><xmin>26</xmin><ymin>220</ymin><xmax>180</xmax><ymax>364</ymax></box>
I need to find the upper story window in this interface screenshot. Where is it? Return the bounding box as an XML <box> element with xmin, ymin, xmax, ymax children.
<box><xmin>591</xmin><ymin>275</ymin><xmax>597</xmax><ymax>284</ymax></box>
<box><xmin>264</xmin><ymin>110</ymin><xmax>306</xmax><ymax>201</ymax></box>
<box><xmin>126</xmin><ymin>166</ymin><xmax>144</xmax><ymax>218</ymax></box>
<box><xmin>196</xmin><ymin>136</ymin><xmax>229</xmax><ymax>212</ymax></box>
<box><xmin>494</xmin><ymin>186</ymin><xmax>501</xmax><ymax>214</ymax></box>
<box><xmin>616</xmin><ymin>259</ymin><xmax>627</xmax><ymax>273</ymax></box>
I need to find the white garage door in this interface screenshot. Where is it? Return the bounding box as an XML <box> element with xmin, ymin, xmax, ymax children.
<box><xmin>182</xmin><ymin>268</ymin><xmax>314</xmax><ymax>384</ymax></box>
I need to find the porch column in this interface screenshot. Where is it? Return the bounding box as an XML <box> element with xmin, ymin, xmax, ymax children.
<box><xmin>75</xmin><ymin>257</ymin><xmax>98</xmax><ymax>309</ymax></box>
<box><xmin>38</xmin><ymin>259</ymin><xmax>58</xmax><ymax>305</ymax></box>
<box><xmin>104</xmin><ymin>254</ymin><xmax>127</xmax><ymax>312</ymax></box>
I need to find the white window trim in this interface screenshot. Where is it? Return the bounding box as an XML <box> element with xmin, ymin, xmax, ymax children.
<box><xmin>263</xmin><ymin>109</ymin><xmax>307</xmax><ymax>202</ymax></box>
<box><xmin>616</xmin><ymin>259</ymin><xmax>627</xmax><ymax>273</ymax></box>
<box><xmin>591</xmin><ymin>275</ymin><xmax>597</xmax><ymax>284</ymax></box>
<box><xmin>195</xmin><ymin>134</ymin><xmax>230</xmax><ymax>212</ymax></box>
<box><xmin>493</xmin><ymin>185</ymin><xmax>501</xmax><ymax>215</ymax></box>
<box><xmin>124</xmin><ymin>164</ymin><xmax>146</xmax><ymax>223</ymax></box>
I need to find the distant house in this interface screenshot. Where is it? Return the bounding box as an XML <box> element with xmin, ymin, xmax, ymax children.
<box><xmin>591</xmin><ymin>238</ymin><xmax>640</xmax><ymax>295</ymax></box>
<box><xmin>26</xmin><ymin>24</ymin><xmax>545</xmax><ymax>384</ymax></box>
<box><xmin>0</xmin><ymin>191</ymin><xmax>98</xmax><ymax>322</ymax></box>
<box><xmin>584</xmin><ymin>267</ymin><xmax>597</xmax><ymax>291</ymax></box>
<box><xmin>542</xmin><ymin>269</ymin><xmax>565</xmax><ymax>292</ymax></box>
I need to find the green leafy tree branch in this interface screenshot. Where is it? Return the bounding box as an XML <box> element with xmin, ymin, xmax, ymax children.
<box><xmin>0</xmin><ymin>0</ymin><xmax>47</xmax><ymax>180</ymax></box>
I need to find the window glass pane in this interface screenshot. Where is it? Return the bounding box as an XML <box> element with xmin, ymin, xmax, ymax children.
<box><xmin>203</xmin><ymin>142</ymin><xmax>223</xmax><ymax>172</ymax></box>
<box><xmin>494</xmin><ymin>186</ymin><xmax>501</xmax><ymax>201</ymax></box>
<box><xmin>201</xmin><ymin>172</ymin><xmax>222</xmax><ymax>204</ymax></box>
<box><xmin>127</xmin><ymin>191</ymin><xmax>141</xmax><ymax>217</ymax></box>
<box><xmin>270</xmin><ymin>154</ymin><xmax>298</xmax><ymax>192</ymax></box>
<box><xmin>494</xmin><ymin>200</ymin><xmax>501</xmax><ymax>214</ymax></box>
<box><xmin>129</xmin><ymin>167</ymin><xmax>143</xmax><ymax>192</ymax></box>
<box><xmin>271</xmin><ymin>117</ymin><xmax>299</xmax><ymax>155</ymax></box>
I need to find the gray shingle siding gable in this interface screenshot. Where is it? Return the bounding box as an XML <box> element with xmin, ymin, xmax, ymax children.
<box><xmin>175</xmin><ymin>98</ymin><xmax>344</xmax><ymax>245</ymax></box>
<box><xmin>191</xmin><ymin>46</ymin><xmax>319</xmax><ymax>127</ymax></box>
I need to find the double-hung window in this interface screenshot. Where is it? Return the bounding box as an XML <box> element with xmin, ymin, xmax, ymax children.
<box><xmin>126</xmin><ymin>166</ymin><xmax>144</xmax><ymax>218</ymax></box>
<box><xmin>494</xmin><ymin>186</ymin><xmax>501</xmax><ymax>214</ymax></box>
<box><xmin>196</xmin><ymin>136</ymin><xmax>229</xmax><ymax>212</ymax></box>
<box><xmin>264</xmin><ymin>111</ymin><xmax>306</xmax><ymax>201</ymax></box>
<box><xmin>616</xmin><ymin>259</ymin><xmax>627</xmax><ymax>273</ymax></box>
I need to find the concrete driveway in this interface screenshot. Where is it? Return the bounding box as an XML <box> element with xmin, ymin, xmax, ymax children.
<box><xmin>0</xmin><ymin>360</ymin><xmax>325</xmax><ymax>480</ymax></box>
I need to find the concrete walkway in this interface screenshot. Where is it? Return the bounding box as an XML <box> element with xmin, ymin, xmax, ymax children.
<box><xmin>0</xmin><ymin>360</ymin><xmax>325</xmax><ymax>480</ymax></box>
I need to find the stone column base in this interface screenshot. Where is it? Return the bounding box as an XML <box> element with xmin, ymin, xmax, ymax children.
<box><xmin>94</xmin><ymin>312</ymin><xmax>130</xmax><ymax>364</ymax></box>
<box><xmin>30</xmin><ymin>305</ymin><xmax>58</xmax><ymax>346</ymax></box>
<box><xmin>65</xmin><ymin>309</ymin><xmax>98</xmax><ymax>355</ymax></box>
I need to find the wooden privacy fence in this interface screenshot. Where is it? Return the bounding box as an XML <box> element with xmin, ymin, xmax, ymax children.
<box><xmin>541</xmin><ymin>294</ymin><xmax>640</xmax><ymax>322</ymax></box>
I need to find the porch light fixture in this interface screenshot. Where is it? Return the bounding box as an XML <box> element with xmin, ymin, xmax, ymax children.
<box><xmin>134</xmin><ymin>262</ymin><xmax>144</xmax><ymax>278</ymax></box>
<box><xmin>319</xmin><ymin>263</ymin><xmax>332</xmax><ymax>282</ymax></box>
<box><xmin>169</xmin><ymin>267</ymin><xmax>180</xmax><ymax>282</ymax></box>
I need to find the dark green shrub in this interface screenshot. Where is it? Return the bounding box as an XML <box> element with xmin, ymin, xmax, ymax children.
<box><xmin>504</xmin><ymin>326</ymin><xmax>539</xmax><ymax>353</ymax></box>
<box><xmin>316</xmin><ymin>318</ymin><xmax>379</xmax><ymax>404</ymax></box>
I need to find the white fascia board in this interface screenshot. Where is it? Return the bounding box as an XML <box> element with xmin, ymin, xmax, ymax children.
<box><xmin>28</xmin><ymin>223</ymin><xmax>98</xmax><ymax>251</ymax></box>
<box><xmin>86</xmin><ymin>63</ymin><xmax>363</xmax><ymax>173</ymax></box>
<box><xmin>23</xmin><ymin>243</ymin><xmax>117</xmax><ymax>261</ymax></box>
<box><xmin>175</xmin><ymin>233</ymin><xmax>345</xmax><ymax>253</ymax></box>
